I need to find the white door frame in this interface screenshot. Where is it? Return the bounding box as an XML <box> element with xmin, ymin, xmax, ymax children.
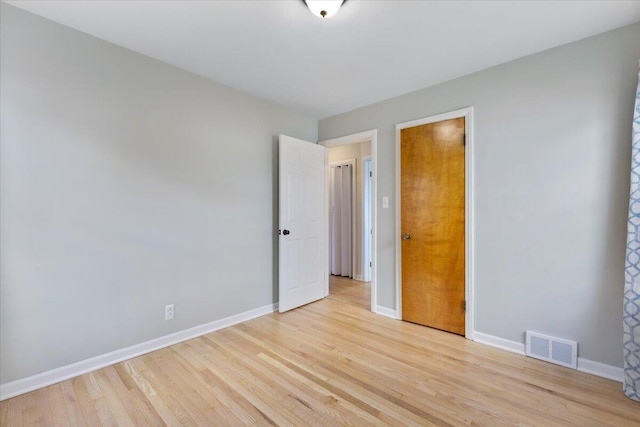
<box><xmin>319</xmin><ymin>129</ymin><xmax>378</xmax><ymax>313</ymax></box>
<box><xmin>395</xmin><ymin>107</ymin><xmax>475</xmax><ymax>340</ymax></box>
<box><xmin>328</xmin><ymin>159</ymin><xmax>357</xmax><ymax>278</ymax></box>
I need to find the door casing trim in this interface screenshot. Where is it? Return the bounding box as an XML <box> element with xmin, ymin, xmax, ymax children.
<box><xmin>319</xmin><ymin>129</ymin><xmax>378</xmax><ymax>313</ymax></box>
<box><xmin>395</xmin><ymin>107</ymin><xmax>475</xmax><ymax>340</ymax></box>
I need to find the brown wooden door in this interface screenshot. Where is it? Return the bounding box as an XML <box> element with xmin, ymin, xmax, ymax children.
<box><xmin>400</xmin><ymin>117</ymin><xmax>465</xmax><ymax>335</ymax></box>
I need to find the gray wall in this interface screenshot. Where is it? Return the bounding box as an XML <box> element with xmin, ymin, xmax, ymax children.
<box><xmin>0</xmin><ymin>4</ymin><xmax>317</xmax><ymax>383</ymax></box>
<box><xmin>319</xmin><ymin>23</ymin><xmax>640</xmax><ymax>367</ymax></box>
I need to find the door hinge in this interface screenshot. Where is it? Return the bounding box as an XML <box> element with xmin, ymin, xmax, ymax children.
<box><xmin>369</xmin><ymin>261</ymin><xmax>372</xmax><ymax>267</ymax></box>
<box><xmin>369</xmin><ymin>171</ymin><xmax>372</xmax><ymax>177</ymax></box>
<box><xmin>462</xmin><ymin>133</ymin><xmax>466</xmax><ymax>146</ymax></box>
<box><xmin>463</xmin><ymin>300</ymin><xmax>467</xmax><ymax>312</ymax></box>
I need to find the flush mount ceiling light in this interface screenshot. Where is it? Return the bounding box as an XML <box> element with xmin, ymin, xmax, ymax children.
<box><xmin>305</xmin><ymin>1</ymin><xmax>344</xmax><ymax>19</ymax></box>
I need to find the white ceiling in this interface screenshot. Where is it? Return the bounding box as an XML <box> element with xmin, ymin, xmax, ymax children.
<box><xmin>7</xmin><ymin>1</ymin><xmax>640</xmax><ymax>119</ymax></box>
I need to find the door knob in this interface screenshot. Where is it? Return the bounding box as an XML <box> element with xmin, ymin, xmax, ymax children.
<box><xmin>283</xmin><ymin>229</ymin><xmax>291</xmax><ymax>235</ymax></box>
<box><xmin>402</xmin><ymin>233</ymin><xmax>411</xmax><ymax>240</ymax></box>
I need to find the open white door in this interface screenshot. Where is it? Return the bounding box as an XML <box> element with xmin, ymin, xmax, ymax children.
<box><xmin>279</xmin><ymin>135</ymin><xmax>326</xmax><ymax>312</ymax></box>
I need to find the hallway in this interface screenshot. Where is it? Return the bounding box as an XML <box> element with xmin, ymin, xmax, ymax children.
<box><xmin>328</xmin><ymin>275</ymin><xmax>370</xmax><ymax>310</ymax></box>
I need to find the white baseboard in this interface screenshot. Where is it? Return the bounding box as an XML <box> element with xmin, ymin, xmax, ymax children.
<box><xmin>375</xmin><ymin>305</ymin><xmax>398</xmax><ymax>319</ymax></box>
<box><xmin>0</xmin><ymin>303</ymin><xmax>278</xmax><ymax>401</ymax></box>
<box><xmin>577</xmin><ymin>358</ymin><xmax>624</xmax><ymax>382</ymax></box>
<box><xmin>473</xmin><ymin>331</ymin><xmax>623</xmax><ymax>383</ymax></box>
<box><xmin>473</xmin><ymin>331</ymin><xmax>525</xmax><ymax>355</ymax></box>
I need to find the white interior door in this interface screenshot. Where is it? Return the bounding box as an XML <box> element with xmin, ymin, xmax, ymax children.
<box><xmin>363</xmin><ymin>157</ymin><xmax>372</xmax><ymax>282</ymax></box>
<box><xmin>279</xmin><ymin>135</ymin><xmax>326</xmax><ymax>312</ymax></box>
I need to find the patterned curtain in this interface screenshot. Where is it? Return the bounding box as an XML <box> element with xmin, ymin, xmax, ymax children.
<box><xmin>624</xmin><ymin>61</ymin><xmax>640</xmax><ymax>401</ymax></box>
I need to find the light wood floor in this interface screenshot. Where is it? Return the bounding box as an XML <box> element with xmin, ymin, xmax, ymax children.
<box><xmin>2</xmin><ymin>277</ymin><xmax>639</xmax><ymax>426</ymax></box>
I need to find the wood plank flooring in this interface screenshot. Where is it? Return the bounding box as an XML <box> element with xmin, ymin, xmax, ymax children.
<box><xmin>1</xmin><ymin>276</ymin><xmax>639</xmax><ymax>426</ymax></box>
<box><xmin>326</xmin><ymin>275</ymin><xmax>370</xmax><ymax>310</ymax></box>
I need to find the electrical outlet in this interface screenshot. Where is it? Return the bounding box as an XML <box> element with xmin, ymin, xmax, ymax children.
<box><xmin>165</xmin><ymin>304</ymin><xmax>174</xmax><ymax>320</ymax></box>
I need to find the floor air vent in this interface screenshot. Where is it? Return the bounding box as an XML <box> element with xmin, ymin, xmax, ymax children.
<box><xmin>525</xmin><ymin>331</ymin><xmax>577</xmax><ymax>369</ymax></box>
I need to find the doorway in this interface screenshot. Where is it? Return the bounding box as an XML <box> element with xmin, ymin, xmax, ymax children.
<box><xmin>395</xmin><ymin>108</ymin><xmax>475</xmax><ymax>339</ymax></box>
<box><xmin>319</xmin><ymin>130</ymin><xmax>377</xmax><ymax>312</ymax></box>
